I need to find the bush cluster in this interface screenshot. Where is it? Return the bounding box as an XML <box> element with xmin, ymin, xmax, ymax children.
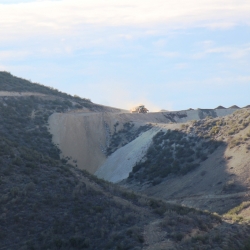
<box><xmin>128</xmin><ymin>129</ymin><xmax>223</xmax><ymax>185</ymax></box>
<box><xmin>106</xmin><ymin>122</ymin><xmax>152</xmax><ymax>155</ymax></box>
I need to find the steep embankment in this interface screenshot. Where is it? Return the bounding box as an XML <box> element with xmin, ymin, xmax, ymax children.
<box><xmin>49</xmin><ymin>107</ymin><xmax>250</xmax><ymax>216</ymax></box>
<box><xmin>49</xmin><ymin>108</ymin><xmax>239</xmax><ymax>176</ymax></box>
<box><xmin>95</xmin><ymin>127</ymin><xmax>161</xmax><ymax>182</ymax></box>
<box><xmin>49</xmin><ymin>112</ymin><xmax>169</xmax><ymax>173</ymax></box>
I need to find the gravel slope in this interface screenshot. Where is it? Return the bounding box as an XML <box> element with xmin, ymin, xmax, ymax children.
<box><xmin>95</xmin><ymin>127</ymin><xmax>161</xmax><ymax>183</ymax></box>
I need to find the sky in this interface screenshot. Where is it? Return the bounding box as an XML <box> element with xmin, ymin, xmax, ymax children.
<box><xmin>0</xmin><ymin>0</ymin><xmax>250</xmax><ymax>111</ymax></box>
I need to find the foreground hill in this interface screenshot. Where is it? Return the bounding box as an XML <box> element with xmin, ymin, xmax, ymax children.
<box><xmin>1</xmin><ymin>72</ymin><xmax>250</xmax><ymax>249</ymax></box>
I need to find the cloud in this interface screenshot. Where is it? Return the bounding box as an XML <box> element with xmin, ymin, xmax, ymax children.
<box><xmin>168</xmin><ymin>75</ymin><xmax>250</xmax><ymax>88</ymax></box>
<box><xmin>153</xmin><ymin>39</ymin><xmax>167</xmax><ymax>48</ymax></box>
<box><xmin>192</xmin><ymin>43</ymin><xmax>250</xmax><ymax>60</ymax></box>
<box><xmin>227</xmin><ymin>46</ymin><xmax>250</xmax><ymax>59</ymax></box>
<box><xmin>158</xmin><ymin>52</ymin><xmax>180</xmax><ymax>58</ymax></box>
<box><xmin>200</xmin><ymin>40</ymin><xmax>214</xmax><ymax>48</ymax></box>
<box><xmin>0</xmin><ymin>50</ymin><xmax>31</xmax><ymax>61</ymax></box>
<box><xmin>235</xmin><ymin>76</ymin><xmax>250</xmax><ymax>82</ymax></box>
<box><xmin>0</xmin><ymin>0</ymin><xmax>249</xmax><ymax>64</ymax></box>
<box><xmin>174</xmin><ymin>63</ymin><xmax>188</xmax><ymax>69</ymax></box>
<box><xmin>1</xmin><ymin>0</ymin><xmax>250</xmax><ymax>45</ymax></box>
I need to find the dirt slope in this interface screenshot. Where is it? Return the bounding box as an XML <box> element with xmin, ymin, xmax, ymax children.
<box><xmin>49</xmin><ymin>111</ymin><xmax>173</xmax><ymax>173</ymax></box>
<box><xmin>49</xmin><ymin>108</ymin><xmax>238</xmax><ymax>178</ymax></box>
<box><xmin>95</xmin><ymin>127</ymin><xmax>161</xmax><ymax>182</ymax></box>
<box><xmin>49</xmin><ymin>112</ymin><xmax>108</xmax><ymax>173</ymax></box>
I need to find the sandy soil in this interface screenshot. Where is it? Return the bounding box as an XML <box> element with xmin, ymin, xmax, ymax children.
<box><xmin>48</xmin><ymin>111</ymin><xmax>176</xmax><ymax>174</ymax></box>
<box><xmin>49</xmin><ymin>112</ymin><xmax>109</xmax><ymax>173</ymax></box>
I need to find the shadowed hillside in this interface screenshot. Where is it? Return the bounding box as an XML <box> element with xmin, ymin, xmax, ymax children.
<box><xmin>123</xmin><ymin>109</ymin><xmax>250</xmax><ymax>215</ymax></box>
<box><xmin>127</xmin><ymin>129</ymin><xmax>224</xmax><ymax>185</ymax></box>
<box><xmin>0</xmin><ymin>73</ymin><xmax>149</xmax><ymax>249</ymax></box>
<box><xmin>1</xmin><ymin>72</ymin><xmax>250</xmax><ymax>249</ymax></box>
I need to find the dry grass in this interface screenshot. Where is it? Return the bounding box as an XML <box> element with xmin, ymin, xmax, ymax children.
<box><xmin>224</xmin><ymin>202</ymin><xmax>250</xmax><ymax>222</ymax></box>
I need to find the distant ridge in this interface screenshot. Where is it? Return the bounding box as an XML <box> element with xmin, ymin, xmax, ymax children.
<box><xmin>244</xmin><ymin>105</ymin><xmax>250</xmax><ymax>108</ymax></box>
<box><xmin>215</xmin><ymin>105</ymin><xmax>226</xmax><ymax>109</ymax></box>
<box><xmin>229</xmin><ymin>105</ymin><xmax>240</xmax><ymax>109</ymax></box>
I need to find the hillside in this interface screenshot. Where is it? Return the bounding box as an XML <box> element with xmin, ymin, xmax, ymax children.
<box><xmin>49</xmin><ymin>107</ymin><xmax>238</xmax><ymax>175</ymax></box>
<box><xmin>0</xmin><ymin>71</ymin><xmax>125</xmax><ymax>113</ymax></box>
<box><xmin>47</xmin><ymin>88</ymin><xmax>250</xmax><ymax>217</ymax></box>
<box><xmin>1</xmin><ymin>72</ymin><xmax>250</xmax><ymax>249</ymax></box>
<box><xmin>0</xmin><ymin>71</ymin><xmax>89</xmax><ymax>102</ymax></box>
<box><xmin>127</xmin><ymin>108</ymin><xmax>250</xmax><ymax>186</ymax></box>
<box><xmin>121</xmin><ymin>108</ymin><xmax>250</xmax><ymax>215</ymax></box>
<box><xmin>0</xmin><ymin>72</ymin><xmax>150</xmax><ymax>249</ymax></box>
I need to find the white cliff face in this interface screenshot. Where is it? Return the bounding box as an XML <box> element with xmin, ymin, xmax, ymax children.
<box><xmin>95</xmin><ymin>128</ymin><xmax>161</xmax><ymax>183</ymax></box>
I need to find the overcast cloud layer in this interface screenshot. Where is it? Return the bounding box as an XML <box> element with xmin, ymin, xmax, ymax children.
<box><xmin>1</xmin><ymin>0</ymin><xmax>250</xmax><ymax>37</ymax></box>
<box><xmin>0</xmin><ymin>0</ymin><xmax>250</xmax><ymax>110</ymax></box>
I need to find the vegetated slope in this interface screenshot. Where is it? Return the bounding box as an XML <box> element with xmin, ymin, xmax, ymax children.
<box><xmin>0</xmin><ymin>75</ymin><xmax>150</xmax><ymax>249</ymax></box>
<box><xmin>0</xmin><ymin>76</ymin><xmax>146</xmax><ymax>249</ymax></box>
<box><xmin>1</xmin><ymin>73</ymin><xmax>250</xmax><ymax>249</ymax></box>
<box><xmin>124</xmin><ymin>108</ymin><xmax>250</xmax><ymax>214</ymax></box>
<box><xmin>126</xmin><ymin>126</ymin><xmax>222</xmax><ymax>186</ymax></box>
<box><xmin>93</xmin><ymin>109</ymin><xmax>239</xmax><ymax>185</ymax></box>
<box><xmin>0</xmin><ymin>133</ymin><xmax>250</xmax><ymax>250</ymax></box>
<box><xmin>106</xmin><ymin>122</ymin><xmax>153</xmax><ymax>156</ymax></box>
<box><xmin>0</xmin><ymin>71</ymin><xmax>125</xmax><ymax>113</ymax></box>
<box><xmin>0</xmin><ymin>134</ymin><xmax>151</xmax><ymax>249</ymax></box>
<box><xmin>2</xmin><ymin>142</ymin><xmax>250</xmax><ymax>250</ymax></box>
<box><xmin>0</xmin><ymin>71</ymin><xmax>89</xmax><ymax>102</ymax></box>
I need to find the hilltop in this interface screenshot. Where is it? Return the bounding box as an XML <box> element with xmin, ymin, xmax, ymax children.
<box><xmin>0</xmin><ymin>71</ymin><xmax>125</xmax><ymax>113</ymax></box>
<box><xmin>1</xmin><ymin>71</ymin><xmax>250</xmax><ymax>249</ymax></box>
